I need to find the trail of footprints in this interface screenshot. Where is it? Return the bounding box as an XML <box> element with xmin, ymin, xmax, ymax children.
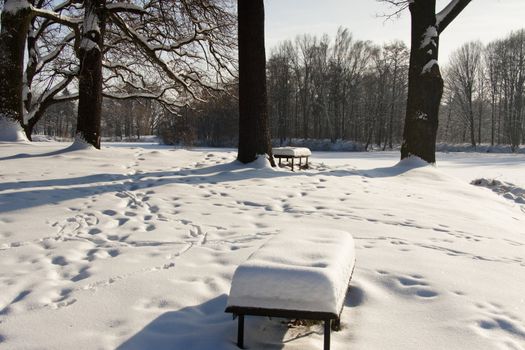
<box><xmin>32</xmin><ymin>155</ymin><xmax>519</xmax><ymax>309</ymax></box>
<box><xmin>374</xmin><ymin>268</ymin><xmax>525</xmax><ymax>346</ymax></box>
<box><xmin>4</xmin><ymin>149</ymin><xmax>524</xmax><ymax>339</ymax></box>
<box><xmin>12</xmin><ymin>151</ymin><xmax>267</xmax><ymax>313</ymax></box>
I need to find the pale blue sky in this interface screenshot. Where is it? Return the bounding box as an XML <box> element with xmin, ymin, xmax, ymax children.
<box><xmin>265</xmin><ymin>0</ymin><xmax>525</xmax><ymax>63</ymax></box>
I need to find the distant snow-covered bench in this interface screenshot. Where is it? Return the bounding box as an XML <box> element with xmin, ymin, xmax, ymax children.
<box><xmin>225</xmin><ymin>230</ymin><xmax>356</xmax><ymax>350</ymax></box>
<box><xmin>273</xmin><ymin>147</ymin><xmax>311</xmax><ymax>171</ymax></box>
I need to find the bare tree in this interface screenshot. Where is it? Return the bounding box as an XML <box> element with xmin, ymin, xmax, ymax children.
<box><xmin>0</xmin><ymin>0</ymin><xmax>78</xmax><ymax>140</ymax></box>
<box><xmin>381</xmin><ymin>0</ymin><xmax>472</xmax><ymax>163</ymax></box>
<box><xmin>22</xmin><ymin>1</ymin><xmax>80</xmax><ymax>140</ymax></box>
<box><xmin>0</xmin><ymin>0</ymin><xmax>237</xmax><ymax>146</ymax></box>
<box><xmin>485</xmin><ymin>41</ymin><xmax>501</xmax><ymax>146</ymax></box>
<box><xmin>79</xmin><ymin>0</ymin><xmax>238</xmax><ymax>149</ymax></box>
<box><xmin>446</xmin><ymin>41</ymin><xmax>483</xmax><ymax>147</ymax></box>
<box><xmin>384</xmin><ymin>41</ymin><xmax>409</xmax><ymax>149</ymax></box>
<box><xmin>268</xmin><ymin>41</ymin><xmax>294</xmax><ymax>144</ymax></box>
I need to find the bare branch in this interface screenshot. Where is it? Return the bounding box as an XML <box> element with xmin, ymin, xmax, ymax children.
<box><xmin>436</xmin><ymin>0</ymin><xmax>472</xmax><ymax>34</ymax></box>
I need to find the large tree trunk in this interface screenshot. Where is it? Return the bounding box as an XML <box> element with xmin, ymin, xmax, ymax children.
<box><xmin>75</xmin><ymin>0</ymin><xmax>106</xmax><ymax>149</ymax></box>
<box><xmin>401</xmin><ymin>0</ymin><xmax>443</xmax><ymax>163</ymax></box>
<box><xmin>401</xmin><ymin>0</ymin><xmax>471</xmax><ymax>162</ymax></box>
<box><xmin>0</xmin><ymin>1</ymin><xmax>32</xmax><ymax>140</ymax></box>
<box><xmin>236</xmin><ymin>0</ymin><xmax>274</xmax><ymax>165</ymax></box>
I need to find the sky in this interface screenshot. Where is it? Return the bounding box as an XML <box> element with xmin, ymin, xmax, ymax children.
<box><xmin>265</xmin><ymin>0</ymin><xmax>525</xmax><ymax>64</ymax></box>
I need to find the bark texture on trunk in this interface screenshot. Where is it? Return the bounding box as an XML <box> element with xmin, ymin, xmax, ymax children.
<box><xmin>237</xmin><ymin>0</ymin><xmax>274</xmax><ymax>165</ymax></box>
<box><xmin>401</xmin><ymin>0</ymin><xmax>443</xmax><ymax>163</ymax></box>
<box><xmin>0</xmin><ymin>1</ymin><xmax>32</xmax><ymax>129</ymax></box>
<box><xmin>76</xmin><ymin>0</ymin><xmax>105</xmax><ymax>149</ymax></box>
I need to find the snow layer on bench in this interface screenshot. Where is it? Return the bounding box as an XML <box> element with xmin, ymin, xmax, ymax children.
<box><xmin>273</xmin><ymin>147</ymin><xmax>312</xmax><ymax>157</ymax></box>
<box><xmin>227</xmin><ymin>230</ymin><xmax>355</xmax><ymax>315</ymax></box>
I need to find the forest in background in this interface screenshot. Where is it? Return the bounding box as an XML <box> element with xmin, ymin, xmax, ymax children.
<box><xmin>37</xmin><ymin>27</ymin><xmax>525</xmax><ymax>150</ymax></box>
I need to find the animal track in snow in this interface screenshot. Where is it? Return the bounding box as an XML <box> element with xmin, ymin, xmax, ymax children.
<box><xmin>473</xmin><ymin>301</ymin><xmax>525</xmax><ymax>345</ymax></box>
<box><xmin>380</xmin><ymin>271</ymin><xmax>440</xmax><ymax>300</ymax></box>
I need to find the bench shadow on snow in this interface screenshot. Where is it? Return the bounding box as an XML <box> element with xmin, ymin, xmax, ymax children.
<box><xmin>117</xmin><ymin>287</ymin><xmax>365</xmax><ymax>350</ymax></box>
<box><xmin>116</xmin><ymin>294</ymin><xmax>287</xmax><ymax>350</ymax></box>
<box><xmin>345</xmin><ymin>284</ymin><xmax>365</xmax><ymax>308</ymax></box>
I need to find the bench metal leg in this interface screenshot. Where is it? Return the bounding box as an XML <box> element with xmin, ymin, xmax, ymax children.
<box><xmin>237</xmin><ymin>314</ymin><xmax>245</xmax><ymax>349</ymax></box>
<box><xmin>324</xmin><ymin>319</ymin><xmax>331</xmax><ymax>350</ymax></box>
<box><xmin>332</xmin><ymin>317</ymin><xmax>341</xmax><ymax>331</ymax></box>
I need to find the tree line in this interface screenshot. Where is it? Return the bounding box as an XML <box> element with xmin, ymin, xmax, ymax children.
<box><xmin>266</xmin><ymin>29</ymin><xmax>409</xmax><ymax>150</ymax></box>
<box><xmin>441</xmin><ymin>30</ymin><xmax>525</xmax><ymax>150</ymax></box>
<box><xmin>267</xmin><ymin>26</ymin><xmax>525</xmax><ymax>151</ymax></box>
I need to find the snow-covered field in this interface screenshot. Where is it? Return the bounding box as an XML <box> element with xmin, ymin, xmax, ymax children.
<box><xmin>0</xmin><ymin>141</ymin><xmax>524</xmax><ymax>350</ymax></box>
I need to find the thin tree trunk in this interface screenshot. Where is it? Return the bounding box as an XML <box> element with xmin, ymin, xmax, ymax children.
<box><xmin>388</xmin><ymin>60</ymin><xmax>399</xmax><ymax>149</ymax></box>
<box><xmin>444</xmin><ymin>101</ymin><xmax>452</xmax><ymax>141</ymax></box>
<box><xmin>497</xmin><ymin>91</ymin><xmax>502</xmax><ymax>144</ymax></box>
<box><xmin>477</xmin><ymin>101</ymin><xmax>482</xmax><ymax>145</ymax></box>
<box><xmin>469</xmin><ymin>108</ymin><xmax>476</xmax><ymax>147</ymax></box>
<box><xmin>490</xmin><ymin>93</ymin><xmax>495</xmax><ymax>146</ymax></box>
<box><xmin>341</xmin><ymin>81</ymin><xmax>346</xmax><ymax>139</ymax></box>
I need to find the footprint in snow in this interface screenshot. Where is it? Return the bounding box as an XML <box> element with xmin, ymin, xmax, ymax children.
<box><xmin>70</xmin><ymin>266</ymin><xmax>91</xmax><ymax>282</ymax></box>
<box><xmin>384</xmin><ymin>273</ymin><xmax>439</xmax><ymax>299</ymax></box>
<box><xmin>51</xmin><ymin>256</ymin><xmax>68</xmax><ymax>266</ymax></box>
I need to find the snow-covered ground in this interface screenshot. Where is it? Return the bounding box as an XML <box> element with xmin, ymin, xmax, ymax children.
<box><xmin>0</xmin><ymin>142</ymin><xmax>524</xmax><ymax>350</ymax></box>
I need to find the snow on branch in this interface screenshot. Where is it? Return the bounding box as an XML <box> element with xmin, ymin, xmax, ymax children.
<box><xmin>31</xmin><ymin>7</ymin><xmax>82</xmax><ymax>27</ymax></box>
<box><xmin>436</xmin><ymin>0</ymin><xmax>472</xmax><ymax>34</ymax></box>
<box><xmin>2</xmin><ymin>0</ymin><xmax>31</xmax><ymax>14</ymax></box>
<box><xmin>106</xmin><ymin>3</ymin><xmax>147</xmax><ymax>15</ymax></box>
<box><xmin>103</xmin><ymin>88</ymin><xmax>184</xmax><ymax>106</ymax></box>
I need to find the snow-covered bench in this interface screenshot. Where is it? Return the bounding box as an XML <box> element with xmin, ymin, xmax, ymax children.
<box><xmin>225</xmin><ymin>230</ymin><xmax>356</xmax><ymax>350</ymax></box>
<box><xmin>273</xmin><ymin>147</ymin><xmax>311</xmax><ymax>171</ymax></box>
